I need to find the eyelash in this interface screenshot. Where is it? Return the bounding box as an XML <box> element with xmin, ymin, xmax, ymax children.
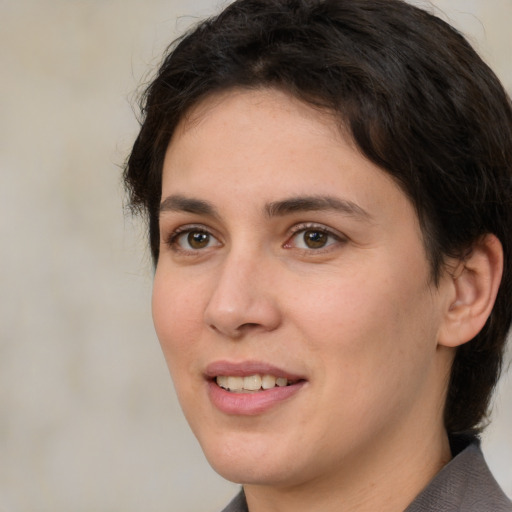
<box><xmin>284</xmin><ymin>223</ymin><xmax>346</xmax><ymax>252</ymax></box>
<box><xmin>165</xmin><ymin>224</ymin><xmax>221</xmax><ymax>253</ymax></box>
<box><xmin>164</xmin><ymin>223</ymin><xmax>346</xmax><ymax>255</ymax></box>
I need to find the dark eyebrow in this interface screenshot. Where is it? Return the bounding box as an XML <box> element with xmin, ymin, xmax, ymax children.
<box><xmin>159</xmin><ymin>195</ymin><xmax>218</xmax><ymax>217</ymax></box>
<box><xmin>265</xmin><ymin>195</ymin><xmax>372</xmax><ymax>220</ymax></box>
<box><xmin>159</xmin><ymin>194</ymin><xmax>371</xmax><ymax>221</ymax></box>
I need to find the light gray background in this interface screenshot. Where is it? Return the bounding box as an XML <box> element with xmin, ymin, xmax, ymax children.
<box><xmin>0</xmin><ymin>1</ymin><xmax>510</xmax><ymax>511</ymax></box>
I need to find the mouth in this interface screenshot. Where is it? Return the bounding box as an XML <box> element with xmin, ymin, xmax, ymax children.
<box><xmin>215</xmin><ymin>374</ymin><xmax>299</xmax><ymax>393</ymax></box>
<box><xmin>205</xmin><ymin>361</ymin><xmax>306</xmax><ymax>414</ymax></box>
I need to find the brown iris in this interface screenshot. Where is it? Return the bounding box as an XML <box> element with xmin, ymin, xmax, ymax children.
<box><xmin>303</xmin><ymin>230</ymin><xmax>328</xmax><ymax>249</ymax></box>
<box><xmin>187</xmin><ymin>231</ymin><xmax>210</xmax><ymax>249</ymax></box>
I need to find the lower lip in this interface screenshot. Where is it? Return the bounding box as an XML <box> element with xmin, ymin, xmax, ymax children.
<box><xmin>207</xmin><ymin>380</ymin><xmax>305</xmax><ymax>415</ymax></box>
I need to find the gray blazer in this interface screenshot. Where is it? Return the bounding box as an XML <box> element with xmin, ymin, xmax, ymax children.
<box><xmin>220</xmin><ymin>438</ymin><xmax>512</xmax><ymax>512</ymax></box>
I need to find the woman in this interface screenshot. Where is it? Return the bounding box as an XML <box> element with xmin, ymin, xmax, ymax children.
<box><xmin>124</xmin><ymin>0</ymin><xmax>512</xmax><ymax>510</ymax></box>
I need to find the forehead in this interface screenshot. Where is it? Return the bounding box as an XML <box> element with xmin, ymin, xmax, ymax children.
<box><xmin>175</xmin><ymin>87</ymin><xmax>341</xmax><ymax>140</ymax></box>
<box><xmin>162</xmin><ymin>88</ymin><xmax>412</xmax><ymax>221</ymax></box>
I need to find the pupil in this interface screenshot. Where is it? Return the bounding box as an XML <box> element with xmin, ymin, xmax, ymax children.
<box><xmin>304</xmin><ymin>230</ymin><xmax>327</xmax><ymax>248</ymax></box>
<box><xmin>188</xmin><ymin>231</ymin><xmax>209</xmax><ymax>249</ymax></box>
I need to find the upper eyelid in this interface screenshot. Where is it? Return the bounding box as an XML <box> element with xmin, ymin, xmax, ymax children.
<box><xmin>287</xmin><ymin>222</ymin><xmax>346</xmax><ymax>239</ymax></box>
<box><xmin>164</xmin><ymin>222</ymin><xmax>217</xmax><ymax>237</ymax></box>
<box><xmin>170</xmin><ymin>223</ymin><xmax>212</xmax><ymax>234</ymax></box>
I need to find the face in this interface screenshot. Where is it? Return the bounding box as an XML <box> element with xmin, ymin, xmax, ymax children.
<box><xmin>153</xmin><ymin>89</ymin><xmax>453</xmax><ymax>489</ymax></box>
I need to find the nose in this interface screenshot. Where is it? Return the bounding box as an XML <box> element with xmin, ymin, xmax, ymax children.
<box><xmin>203</xmin><ymin>253</ymin><xmax>281</xmax><ymax>338</ymax></box>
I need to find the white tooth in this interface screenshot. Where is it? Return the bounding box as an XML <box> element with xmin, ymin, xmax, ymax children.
<box><xmin>261</xmin><ymin>374</ymin><xmax>277</xmax><ymax>389</ymax></box>
<box><xmin>227</xmin><ymin>376</ymin><xmax>244</xmax><ymax>391</ymax></box>
<box><xmin>216</xmin><ymin>375</ymin><xmax>229</xmax><ymax>389</ymax></box>
<box><xmin>243</xmin><ymin>375</ymin><xmax>262</xmax><ymax>391</ymax></box>
<box><xmin>276</xmin><ymin>377</ymin><xmax>288</xmax><ymax>387</ymax></box>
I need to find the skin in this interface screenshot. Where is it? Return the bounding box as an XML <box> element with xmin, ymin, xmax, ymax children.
<box><xmin>152</xmin><ymin>88</ymin><xmax>468</xmax><ymax>512</ymax></box>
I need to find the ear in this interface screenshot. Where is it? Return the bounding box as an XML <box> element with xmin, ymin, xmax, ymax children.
<box><xmin>438</xmin><ymin>234</ymin><xmax>503</xmax><ymax>348</ymax></box>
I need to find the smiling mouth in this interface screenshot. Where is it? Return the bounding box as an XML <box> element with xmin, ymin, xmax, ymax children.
<box><xmin>215</xmin><ymin>374</ymin><xmax>299</xmax><ymax>393</ymax></box>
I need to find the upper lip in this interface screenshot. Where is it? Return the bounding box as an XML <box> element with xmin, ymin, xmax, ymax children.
<box><xmin>204</xmin><ymin>360</ymin><xmax>306</xmax><ymax>381</ymax></box>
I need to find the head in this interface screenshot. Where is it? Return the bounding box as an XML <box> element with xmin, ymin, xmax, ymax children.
<box><xmin>125</xmin><ymin>0</ymin><xmax>512</xmax><ymax>440</ymax></box>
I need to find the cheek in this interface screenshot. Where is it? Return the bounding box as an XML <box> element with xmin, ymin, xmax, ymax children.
<box><xmin>151</xmin><ymin>273</ymin><xmax>212</xmax><ymax>425</ymax></box>
<box><xmin>299</xmin><ymin>278</ymin><xmax>439</xmax><ymax>441</ymax></box>
<box><xmin>294</xmin><ymin>264</ymin><xmax>438</xmax><ymax>385</ymax></box>
<box><xmin>151</xmin><ymin>271</ymin><xmax>205</xmax><ymax>368</ymax></box>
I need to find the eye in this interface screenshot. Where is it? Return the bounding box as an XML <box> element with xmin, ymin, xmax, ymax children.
<box><xmin>168</xmin><ymin>227</ymin><xmax>221</xmax><ymax>252</ymax></box>
<box><xmin>299</xmin><ymin>230</ymin><xmax>330</xmax><ymax>249</ymax></box>
<box><xmin>285</xmin><ymin>225</ymin><xmax>343</xmax><ymax>251</ymax></box>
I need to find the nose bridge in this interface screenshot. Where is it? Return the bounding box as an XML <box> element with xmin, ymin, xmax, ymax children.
<box><xmin>203</xmin><ymin>245</ymin><xmax>280</xmax><ymax>337</ymax></box>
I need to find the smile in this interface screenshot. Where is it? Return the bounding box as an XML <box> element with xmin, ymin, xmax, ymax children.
<box><xmin>216</xmin><ymin>374</ymin><xmax>295</xmax><ymax>392</ymax></box>
<box><xmin>205</xmin><ymin>361</ymin><xmax>306</xmax><ymax>415</ymax></box>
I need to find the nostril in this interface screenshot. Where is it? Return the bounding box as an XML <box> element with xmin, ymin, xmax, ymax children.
<box><xmin>240</xmin><ymin>322</ymin><xmax>260</xmax><ymax>329</ymax></box>
<box><xmin>207</xmin><ymin>321</ymin><xmax>267</xmax><ymax>338</ymax></box>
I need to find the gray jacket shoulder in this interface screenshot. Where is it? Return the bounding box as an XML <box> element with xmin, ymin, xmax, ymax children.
<box><xmin>406</xmin><ymin>440</ymin><xmax>512</xmax><ymax>512</ymax></box>
<box><xmin>220</xmin><ymin>490</ymin><xmax>247</xmax><ymax>512</ymax></box>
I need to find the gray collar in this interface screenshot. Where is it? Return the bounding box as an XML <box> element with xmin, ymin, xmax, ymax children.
<box><xmin>405</xmin><ymin>437</ymin><xmax>512</xmax><ymax>511</ymax></box>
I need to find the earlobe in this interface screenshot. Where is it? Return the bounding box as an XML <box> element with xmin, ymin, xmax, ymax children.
<box><xmin>438</xmin><ymin>234</ymin><xmax>503</xmax><ymax>348</ymax></box>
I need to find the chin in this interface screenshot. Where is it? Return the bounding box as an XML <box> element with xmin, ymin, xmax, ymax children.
<box><xmin>198</xmin><ymin>430</ymin><xmax>303</xmax><ymax>486</ymax></box>
<box><xmin>209</xmin><ymin>458</ymin><xmax>301</xmax><ymax>487</ymax></box>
